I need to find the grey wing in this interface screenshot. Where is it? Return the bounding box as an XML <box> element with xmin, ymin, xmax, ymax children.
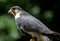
<box><xmin>16</xmin><ymin>14</ymin><xmax>54</xmax><ymax>34</ymax></box>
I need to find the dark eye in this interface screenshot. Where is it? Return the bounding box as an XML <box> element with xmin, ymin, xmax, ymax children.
<box><xmin>13</xmin><ymin>8</ymin><xmax>15</xmax><ymax>10</ymax></box>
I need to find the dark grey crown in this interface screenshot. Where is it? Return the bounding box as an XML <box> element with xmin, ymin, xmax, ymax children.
<box><xmin>11</xmin><ymin>6</ymin><xmax>22</xmax><ymax>10</ymax></box>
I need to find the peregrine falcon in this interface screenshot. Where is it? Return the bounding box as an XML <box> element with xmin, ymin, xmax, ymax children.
<box><xmin>8</xmin><ymin>6</ymin><xmax>60</xmax><ymax>41</ymax></box>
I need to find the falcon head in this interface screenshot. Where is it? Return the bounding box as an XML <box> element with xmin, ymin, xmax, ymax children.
<box><xmin>8</xmin><ymin>6</ymin><xmax>22</xmax><ymax>15</ymax></box>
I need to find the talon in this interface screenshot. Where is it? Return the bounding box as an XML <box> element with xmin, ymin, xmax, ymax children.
<box><xmin>30</xmin><ymin>39</ymin><xmax>35</xmax><ymax>41</ymax></box>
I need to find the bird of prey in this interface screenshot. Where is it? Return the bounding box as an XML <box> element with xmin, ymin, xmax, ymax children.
<box><xmin>8</xmin><ymin>6</ymin><xmax>60</xmax><ymax>41</ymax></box>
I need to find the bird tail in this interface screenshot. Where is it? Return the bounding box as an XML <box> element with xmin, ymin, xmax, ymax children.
<box><xmin>50</xmin><ymin>32</ymin><xmax>60</xmax><ymax>40</ymax></box>
<box><xmin>42</xmin><ymin>32</ymin><xmax>60</xmax><ymax>40</ymax></box>
<box><xmin>45</xmin><ymin>32</ymin><xmax>60</xmax><ymax>40</ymax></box>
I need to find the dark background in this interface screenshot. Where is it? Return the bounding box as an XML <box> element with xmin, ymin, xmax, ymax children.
<box><xmin>0</xmin><ymin>0</ymin><xmax>60</xmax><ymax>41</ymax></box>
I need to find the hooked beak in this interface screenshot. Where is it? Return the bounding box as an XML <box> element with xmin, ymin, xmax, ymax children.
<box><xmin>8</xmin><ymin>8</ymin><xmax>14</xmax><ymax>15</ymax></box>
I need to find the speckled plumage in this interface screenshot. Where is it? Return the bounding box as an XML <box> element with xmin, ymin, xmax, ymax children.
<box><xmin>8</xmin><ymin>6</ymin><xmax>60</xmax><ymax>41</ymax></box>
<box><xmin>15</xmin><ymin>11</ymin><xmax>54</xmax><ymax>34</ymax></box>
<box><xmin>15</xmin><ymin>10</ymin><xmax>53</xmax><ymax>41</ymax></box>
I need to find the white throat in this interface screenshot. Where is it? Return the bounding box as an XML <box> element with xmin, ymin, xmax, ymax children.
<box><xmin>15</xmin><ymin>11</ymin><xmax>22</xmax><ymax>19</ymax></box>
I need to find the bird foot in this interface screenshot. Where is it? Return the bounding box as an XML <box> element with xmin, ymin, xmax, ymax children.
<box><xmin>30</xmin><ymin>39</ymin><xmax>35</xmax><ymax>41</ymax></box>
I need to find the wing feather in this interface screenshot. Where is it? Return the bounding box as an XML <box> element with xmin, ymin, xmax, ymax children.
<box><xmin>16</xmin><ymin>11</ymin><xmax>54</xmax><ymax>34</ymax></box>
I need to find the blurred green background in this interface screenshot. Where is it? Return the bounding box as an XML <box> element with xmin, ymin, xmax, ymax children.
<box><xmin>0</xmin><ymin>0</ymin><xmax>60</xmax><ymax>41</ymax></box>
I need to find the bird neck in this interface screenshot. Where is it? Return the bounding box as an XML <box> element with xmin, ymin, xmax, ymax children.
<box><xmin>15</xmin><ymin>11</ymin><xmax>22</xmax><ymax>19</ymax></box>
